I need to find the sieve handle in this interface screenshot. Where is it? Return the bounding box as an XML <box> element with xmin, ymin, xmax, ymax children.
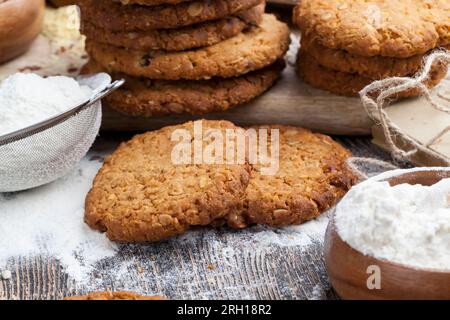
<box><xmin>87</xmin><ymin>79</ymin><xmax>125</xmax><ymax>107</ymax></box>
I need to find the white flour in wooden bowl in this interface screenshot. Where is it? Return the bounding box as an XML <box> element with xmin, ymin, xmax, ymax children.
<box><xmin>335</xmin><ymin>168</ymin><xmax>450</xmax><ymax>270</ymax></box>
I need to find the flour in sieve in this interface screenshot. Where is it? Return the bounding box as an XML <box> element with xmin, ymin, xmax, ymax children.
<box><xmin>0</xmin><ymin>73</ymin><xmax>92</xmax><ymax>136</ymax></box>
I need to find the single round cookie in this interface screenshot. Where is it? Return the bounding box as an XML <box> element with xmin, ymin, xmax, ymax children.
<box><xmin>65</xmin><ymin>292</ymin><xmax>166</xmax><ymax>300</ymax></box>
<box><xmin>82</xmin><ymin>59</ymin><xmax>284</xmax><ymax>117</ymax></box>
<box><xmin>294</xmin><ymin>0</ymin><xmax>450</xmax><ymax>58</ymax></box>
<box><xmin>85</xmin><ymin>14</ymin><xmax>290</xmax><ymax>80</ymax></box>
<box><xmin>227</xmin><ymin>125</ymin><xmax>356</xmax><ymax>229</ymax></box>
<box><xmin>81</xmin><ymin>3</ymin><xmax>264</xmax><ymax>52</ymax></box>
<box><xmin>302</xmin><ymin>35</ymin><xmax>450</xmax><ymax>79</ymax></box>
<box><xmin>85</xmin><ymin>121</ymin><xmax>251</xmax><ymax>242</ymax></box>
<box><xmin>297</xmin><ymin>50</ymin><xmax>449</xmax><ymax>97</ymax></box>
<box><xmin>79</xmin><ymin>0</ymin><xmax>263</xmax><ymax>31</ymax></box>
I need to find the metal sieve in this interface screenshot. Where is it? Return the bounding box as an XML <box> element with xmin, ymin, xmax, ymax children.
<box><xmin>0</xmin><ymin>73</ymin><xmax>124</xmax><ymax>193</ymax></box>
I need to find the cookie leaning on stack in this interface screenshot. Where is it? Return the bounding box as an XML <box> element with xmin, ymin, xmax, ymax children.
<box><xmin>293</xmin><ymin>0</ymin><xmax>450</xmax><ymax>97</ymax></box>
<box><xmin>78</xmin><ymin>0</ymin><xmax>291</xmax><ymax>116</ymax></box>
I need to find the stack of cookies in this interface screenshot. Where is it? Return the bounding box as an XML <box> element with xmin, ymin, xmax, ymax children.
<box><xmin>294</xmin><ymin>0</ymin><xmax>450</xmax><ymax>97</ymax></box>
<box><xmin>78</xmin><ymin>0</ymin><xmax>290</xmax><ymax>116</ymax></box>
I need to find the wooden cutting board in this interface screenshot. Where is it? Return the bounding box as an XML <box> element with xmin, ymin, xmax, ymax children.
<box><xmin>102</xmin><ymin>63</ymin><xmax>372</xmax><ymax>135</ymax></box>
<box><xmin>0</xmin><ymin>6</ymin><xmax>373</xmax><ymax>136</ymax></box>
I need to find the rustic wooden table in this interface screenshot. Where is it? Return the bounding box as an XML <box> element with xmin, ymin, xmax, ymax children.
<box><xmin>0</xmin><ymin>135</ymin><xmax>400</xmax><ymax>300</ymax></box>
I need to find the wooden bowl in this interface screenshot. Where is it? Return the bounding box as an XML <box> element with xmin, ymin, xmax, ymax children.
<box><xmin>325</xmin><ymin>169</ymin><xmax>450</xmax><ymax>300</ymax></box>
<box><xmin>0</xmin><ymin>0</ymin><xmax>45</xmax><ymax>64</ymax></box>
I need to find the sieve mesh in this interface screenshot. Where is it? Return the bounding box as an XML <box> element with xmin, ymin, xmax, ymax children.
<box><xmin>0</xmin><ymin>104</ymin><xmax>102</xmax><ymax>193</ymax></box>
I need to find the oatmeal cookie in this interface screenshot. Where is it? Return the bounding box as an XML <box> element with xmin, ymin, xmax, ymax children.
<box><xmin>85</xmin><ymin>121</ymin><xmax>251</xmax><ymax>242</ymax></box>
<box><xmin>65</xmin><ymin>292</ymin><xmax>166</xmax><ymax>300</ymax></box>
<box><xmin>226</xmin><ymin>126</ymin><xmax>356</xmax><ymax>228</ymax></box>
<box><xmin>294</xmin><ymin>0</ymin><xmax>450</xmax><ymax>58</ymax></box>
<box><xmin>81</xmin><ymin>3</ymin><xmax>264</xmax><ymax>52</ymax></box>
<box><xmin>79</xmin><ymin>0</ymin><xmax>263</xmax><ymax>32</ymax></box>
<box><xmin>85</xmin><ymin>120</ymin><xmax>356</xmax><ymax>242</ymax></box>
<box><xmin>297</xmin><ymin>50</ymin><xmax>448</xmax><ymax>97</ymax></box>
<box><xmin>82</xmin><ymin>59</ymin><xmax>284</xmax><ymax>117</ymax></box>
<box><xmin>85</xmin><ymin>14</ymin><xmax>290</xmax><ymax>80</ymax></box>
<box><xmin>301</xmin><ymin>35</ymin><xmax>450</xmax><ymax>79</ymax></box>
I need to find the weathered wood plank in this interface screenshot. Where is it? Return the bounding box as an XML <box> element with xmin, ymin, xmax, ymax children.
<box><xmin>101</xmin><ymin>59</ymin><xmax>373</xmax><ymax>136</ymax></box>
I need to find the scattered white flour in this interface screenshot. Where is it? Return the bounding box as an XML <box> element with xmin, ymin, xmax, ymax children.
<box><xmin>336</xmin><ymin>173</ymin><xmax>450</xmax><ymax>270</ymax></box>
<box><xmin>286</xmin><ymin>33</ymin><xmax>300</xmax><ymax>67</ymax></box>
<box><xmin>250</xmin><ymin>214</ymin><xmax>329</xmax><ymax>248</ymax></box>
<box><xmin>0</xmin><ymin>158</ymin><xmax>117</xmax><ymax>282</ymax></box>
<box><xmin>0</xmin><ymin>73</ymin><xmax>92</xmax><ymax>136</ymax></box>
<box><xmin>308</xmin><ymin>284</ymin><xmax>326</xmax><ymax>300</ymax></box>
<box><xmin>174</xmin><ymin>213</ymin><xmax>328</xmax><ymax>250</ymax></box>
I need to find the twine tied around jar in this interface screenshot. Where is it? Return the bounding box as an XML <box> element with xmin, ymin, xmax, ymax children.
<box><xmin>359</xmin><ymin>50</ymin><xmax>450</xmax><ymax>164</ymax></box>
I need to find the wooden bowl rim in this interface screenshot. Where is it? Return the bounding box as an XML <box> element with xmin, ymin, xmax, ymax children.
<box><xmin>332</xmin><ymin>167</ymin><xmax>450</xmax><ymax>275</ymax></box>
<box><xmin>0</xmin><ymin>0</ymin><xmax>45</xmax><ymax>64</ymax></box>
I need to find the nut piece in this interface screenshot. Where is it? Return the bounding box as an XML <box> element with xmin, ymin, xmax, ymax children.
<box><xmin>188</xmin><ymin>3</ymin><xmax>204</xmax><ymax>17</ymax></box>
<box><xmin>273</xmin><ymin>209</ymin><xmax>289</xmax><ymax>216</ymax></box>
<box><xmin>321</xmin><ymin>13</ymin><xmax>333</xmax><ymax>20</ymax></box>
<box><xmin>159</xmin><ymin>214</ymin><xmax>173</xmax><ymax>226</ymax></box>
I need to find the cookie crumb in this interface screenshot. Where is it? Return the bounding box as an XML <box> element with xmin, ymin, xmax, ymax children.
<box><xmin>136</xmin><ymin>264</ymin><xmax>144</xmax><ymax>274</ymax></box>
<box><xmin>1</xmin><ymin>270</ymin><xmax>12</xmax><ymax>280</ymax></box>
<box><xmin>207</xmin><ymin>264</ymin><xmax>216</xmax><ymax>270</ymax></box>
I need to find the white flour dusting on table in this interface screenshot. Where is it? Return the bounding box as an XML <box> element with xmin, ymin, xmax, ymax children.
<box><xmin>251</xmin><ymin>215</ymin><xmax>329</xmax><ymax>247</ymax></box>
<box><xmin>286</xmin><ymin>33</ymin><xmax>300</xmax><ymax>67</ymax></box>
<box><xmin>0</xmin><ymin>157</ymin><xmax>117</xmax><ymax>282</ymax></box>
<box><xmin>0</xmin><ymin>150</ymin><xmax>328</xmax><ymax>286</ymax></box>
